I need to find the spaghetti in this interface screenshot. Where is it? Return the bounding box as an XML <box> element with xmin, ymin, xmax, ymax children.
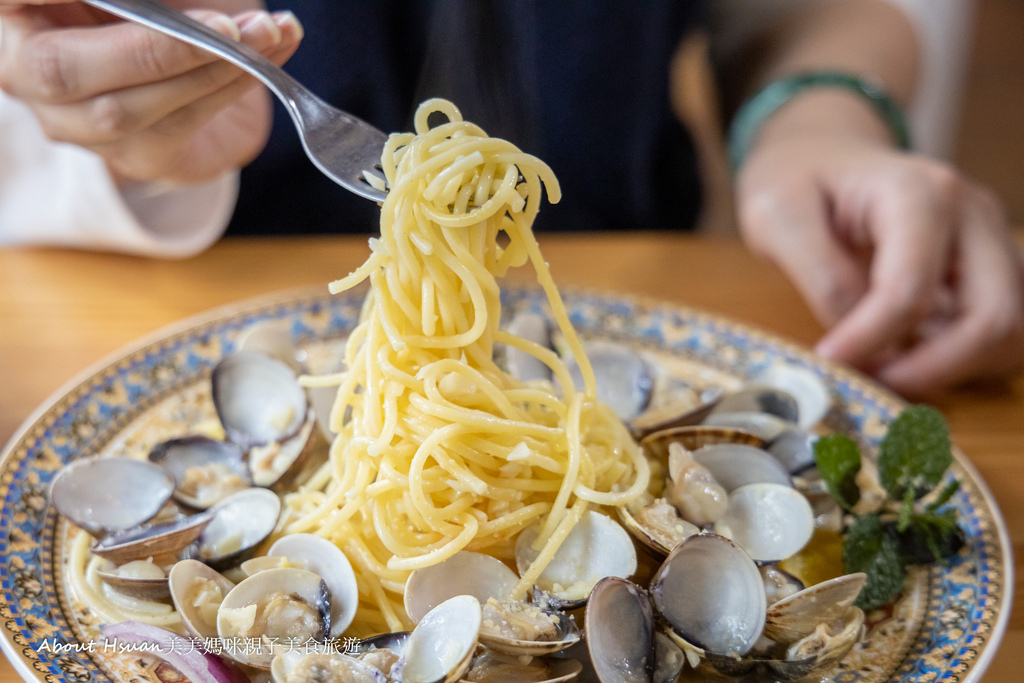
<box><xmin>286</xmin><ymin>99</ymin><xmax>649</xmax><ymax>634</ymax></box>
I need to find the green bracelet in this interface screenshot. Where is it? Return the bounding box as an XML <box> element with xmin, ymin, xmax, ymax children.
<box><xmin>728</xmin><ymin>71</ymin><xmax>911</xmax><ymax>171</ymax></box>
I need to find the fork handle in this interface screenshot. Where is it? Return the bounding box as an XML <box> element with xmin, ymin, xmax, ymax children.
<box><xmin>83</xmin><ymin>0</ymin><xmax>313</xmax><ymax>111</ymax></box>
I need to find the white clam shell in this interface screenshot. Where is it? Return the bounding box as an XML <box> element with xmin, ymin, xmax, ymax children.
<box><xmin>753</xmin><ymin>364</ymin><xmax>831</xmax><ymax>430</ymax></box>
<box><xmin>49</xmin><ymin>457</ymin><xmax>174</xmax><ymax>537</ymax></box>
<box><xmin>404</xmin><ymin>551</ymin><xmax>517</xmax><ymax>624</ymax></box>
<box><xmin>714</xmin><ymin>484</ymin><xmax>815</xmax><ymax>563</ymax></box>
<box><xmin>268</xmin><ymin>533</ymin><xmax>360</xmax><ymax>638</ymax></box>
<box><xmin>651</xmin><ymin>534</ymin><xmax>766</xmax><ymax>657</ymax></box>
<box><xmin>515</xmin><ymin>510</ymin><xmax>637</xmax><ymax>604</ymax></box>
<box><xmin>397</xmin><ymin>595</ymin><xmax>481</xmax><ymax>683</ymax></box>
<box><xmin>691</xmin><ymin>444</ymin><xmax>792</xmax><ymax>491</ymax></box>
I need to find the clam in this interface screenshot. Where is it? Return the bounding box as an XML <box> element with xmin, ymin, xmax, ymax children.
<box><xmin>213</xmin><ymin>350</ymin><xmax>309</xmax><ymax>447</ymax></box>
<box><xmin>760</xmin><ymin>565</ymin><xmax>805</xmax><ymax>605</ymax></box>
<box><xmin>584</xmin><ymin>576</ymin><xmax>654</xmax><ymax>683</ymax></box>
<box><xmin>629</xmin><ymin>387</ymin><xmax>725</xmax><ymax>441</ymax></box>
<box><xmin>198</xmin><ymin>487</ymin><xmax>281</xmax><ymax>569</ymax></box>
<box><xmin>405</xmin><ymin>551</ymin><xmax>580</xmax><ymax>656</ymax></box>
<box><xmin>652</xmin><ymin>631</ymin><xmax>686</xmax><ymax>683</ymax></box>
<box><xmin>752</xmin><ymin>364</ymin><xmax>831</xmax><ymax>430</ymax></box>
<box><xmin>701</xmin><ymin>412</ymin><xmax>794</xmax><ymax>441</ymax></box>
<box><xmin>169</xmin><ymin>559</ymin><xmax>236</xmax><ymax>639</ymax></box>
<box><xmin>713</xmin><ymin>483</ymin><xmax>815</xmax><ymax>563</ymax></box>
<box><xmin>217</xmin><ymin>567</ymin><xmax>331</xmax><ymax>669</ymax></box>
<box><xmin>148</xmin><ymin>436</ymin><xmax>251</xmax><ymax>509</ymax></box>
<box><xmin>564</xmin><ymin>341</ymin><xmax>653</xmax><ymax>422</ymax></box>
<box><xmin>690</xmin><ymin>444</ymin><xmax>792</xmax><ymax>491</ymax></box>
<box><xmin>236</xmin><ymin>321</ymin><xmax>307</xmax><ymax>374</ymax></box>
<box><xmin>639</xmin><ymin>426</ymin><xmax>765</xmax><ymax>460</ymax></box>
<box><xmin>711</xmin><ymin>387</ymin><xmax>800</xmax><ymax>424</ymax></box>
<box><xmin>49</xmin><ymin>456</ymin><xmax>174</xmax><ymax>538</ymax></box>
<box><xmin>650</xmin><ymin>534</ymin><xmax>766</xmax><ymax>658</ymax></box>
<box><xmin>90</xmin><ymin>511</ymin><xmax>213</xmax><ymax>566</ymax></box>
<box><xmin>267</xmin><ymin>533</ymin><xmax>360</xmax><ymax>637</ymax></box>
<box><xmin>248</xmin><ymin>410</ymin><xmax>322</xmax><ymax>492</ymax></box>
<box><xmin>764</xmin><ymin>573</ymin><xmax>867</xmax><ymax>643</ymax></box>
<box><xmin>515</xmin><ymin>511</ymin><xmax>637</xmax><ymax>608</ymax></box>
<box><xmin>461</xmin><ymin>651</ymin><xmax>582</xmax><ymax>683</ymax></box>
<box><xmin>271</xmin><ymin>649</ymin><xmax>385</xmax><ymax>683</ymax></box>
<box><xmin>395</xmin><ymin>595</ymin><xmax>481</xmax><ymax>683</ymax></box>
<box><xmin>506</xmin><ymin>312</ymin><xmax>554</xmax><ymax>384</ymax></box>
<box><xmin>95</xmin><ymin>558</ymin><xmax>171</xmax><ymax>601</ymax></box>
<box><xmin>619</xmin><ymin>501</ymin><xmax>699</xmax><ymax>557</ymax></box>
<box><xmin>767</xmin><ymin>429</ymin><xmax>819</xmax><ymax>475</ymax></box>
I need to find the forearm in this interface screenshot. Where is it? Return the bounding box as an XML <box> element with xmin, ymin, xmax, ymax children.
<box><xmin>712</xmin><ymin>0</ymin><xmax>920</xmax><ymax>149</ymax></box>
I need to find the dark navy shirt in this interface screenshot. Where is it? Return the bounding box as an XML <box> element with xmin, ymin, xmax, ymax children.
<box><xmin>227</xmin><ymin>1</ymin><xmax>704</xmax><ymax>236</ymax></box>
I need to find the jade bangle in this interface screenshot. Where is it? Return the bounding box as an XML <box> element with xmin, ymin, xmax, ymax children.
<box><xmin>728</xmin><ymin>71</ymin><xmax>912</xmax><ymax>171</ymax></box>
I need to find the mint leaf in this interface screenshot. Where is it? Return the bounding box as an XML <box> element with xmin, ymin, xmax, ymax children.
<box><xmin>813</xmin><ymin>434</ymin><xmax>862</xmax><ymax>511</ymax></box>
<box><xmin>926</xmin><ymin>479</ymin><xmax>961</xmax><ymax>512</ymax></box>
<box><xmin>878</xmin><ymin>405</ymin><xmax>952</xmax><ymax>499</ymax></box>
<box><xmin>897</xmin><ymin>487</ymin><xmax>915</xmax><ymax>533</ymax></box>
<box><xmin>888</xmin><ymin>509</ymin><xmax>965</xmax><ymax>564</ymax></box>
<box><xmin>843</xmin><ymin>513</ymin><xmax>906</xmax><ymax>610</ymax></box>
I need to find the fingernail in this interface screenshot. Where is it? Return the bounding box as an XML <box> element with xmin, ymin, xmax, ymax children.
<box><xmin>239</xmin><ymin>11</ymin><xmax>282</xmax><ymax>46</ymax></box>
<box><xmin>272</xmin><ymin>11</ymin><xmax>304</xmax><ymax>42</ymax></box>
<box><xmin>202</xmin><ymin>13</ymin><xmax>241</xmax><ymax>41</ymax></box>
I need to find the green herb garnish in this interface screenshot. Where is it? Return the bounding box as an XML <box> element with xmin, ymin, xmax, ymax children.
<box><xmin>813</xmin><ymin>405</ymin><xmax>964</xmax><ymax>611</ymax></box>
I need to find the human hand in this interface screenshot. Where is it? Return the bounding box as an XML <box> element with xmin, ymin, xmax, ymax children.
<box><xmin>736</xmin><ymin>91</ymin><xmax>1024</xmax><ymax>397</ymax></box>
<box><xmin>0</xmin><ymin>0</ymin><xmax>302</xmax><ymax>185</ymax></box>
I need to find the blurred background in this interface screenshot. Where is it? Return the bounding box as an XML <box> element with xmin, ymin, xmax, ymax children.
<box><xmin>685</xmin><ymin>0</ymin><xmax>1024</xmax><ymax>234</ymax></box>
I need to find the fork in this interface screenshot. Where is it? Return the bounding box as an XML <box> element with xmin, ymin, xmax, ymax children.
<box><xmin>83</xmin><ymin>0</ymin><xmax>388</xmax><ymax>202</ymax></box>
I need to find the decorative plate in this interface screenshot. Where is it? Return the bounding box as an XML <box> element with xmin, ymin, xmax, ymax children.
<box><xmin>0</xmin><ymin>286</ymin><xmax>1012</xmax><ymax>683</ymax></box>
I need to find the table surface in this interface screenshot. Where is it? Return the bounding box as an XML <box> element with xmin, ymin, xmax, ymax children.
<box><xmin>0</xmin><ymin>234</ymin><xmax>1020</xmax><ymax>682</ymax></box>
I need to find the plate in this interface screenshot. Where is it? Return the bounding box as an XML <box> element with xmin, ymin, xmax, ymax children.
<box><xmin>0</xmin><ymin>285</ymin><xmax>1012</xmax><ymax>683</ymax></box>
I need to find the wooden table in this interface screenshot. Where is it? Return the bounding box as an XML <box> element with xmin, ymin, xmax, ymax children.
<box><xmin>0</xmin><ymin>234</ymin><xmax>1020</xmax><ymax>681</ymax></box>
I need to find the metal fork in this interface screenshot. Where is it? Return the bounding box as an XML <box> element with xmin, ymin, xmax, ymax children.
<box><xmin>84</xmin><ymin>0</ymin><xmax>388</xmax><ymax>202</ymax></box>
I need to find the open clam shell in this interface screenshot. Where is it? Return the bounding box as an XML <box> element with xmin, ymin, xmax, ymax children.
<box><xmin>212</xmin><ymin>350</ymin><xmax>308</xmax><ymax>448</ymax></box>
<box><xmin>702</xmin><ymin>411</ymin><xmax>794</xmax><ymax>441</ymax></box>
<box><xmin>198</xmin><ymin>487</ymin><xmax>281</xmax><ymax>570</ymax></box>
<box><xmin>236</xmin><ymin>321</ymin><xmax>307</xmax><ymax>374</ymax></box>
<box><xmin>396</xmin><ymin>595</ymin><xmax>481</xmax><ymax>683</ymax></box>
<box><xmin>405</xmin><ymin>551</ymin><xmax>518</xmax><ymax>623</ymax></box>
<box><xmin>148</xmin><ymin>436</ymin><xmax>250</xmax><ymax>509</ymax></box>
<box><xmin>711</xmin><ymin>386</ymin><xmax>800</xmax><ymax>424</ymax></box>
<box><xmin>764</xmin><ymin>573</ymin><xmax>867</xmax><ymax>643</ymax></box>
<box><xmin>271</xmin><ymin>649</ymin><xmax>385</xmax><ymax>683</ymax></box>
<box><xmin>169</xmin><ymin>559</ymin><xmax>236</xmax><ymax>640</ymax></box>
<box><xmin>267</xmin><ymin>533</ymin><xmax>360</xmax><ymax>637</ymax></box>
<box><xmin>49</xmin><ymin>456</ymin><xmax>174</xmax><ymax>538</ymax></box>
<box><xmin>505</xmin><ymin>311</ymin><xmax>554</xmax><ymax>384</ymax></box>
<box><xmin>690</xmin><ymin>444</ymin><xmax>792</xmax><ymax>491</ymax></box>
<box><xmin>639</xmin><ymin>426</ymin><xmax>766</xmax><ymax>461</ymax></box>
<box><xmin>585</xmin><ymin>576</ymin><xmax>654</xmax><ymax>683</ymax></box>
<box><xmin>217</xmin><ymin>567</ymin><xmax>331</xmax><ymax>669</ymax></box>
<box><xmin>629</xmin><ymin>387</ymin><xmax>725</xmax><ymax>441</ymax></box>
<box><xmin>564</xmin><ymin>340</ymin><xmax>653</xmax><ymax>422</ymax></box>
<box><xmin>768</xmin><ymin>429</ymin><xmax>819</xmax><ymax>475</ymax></box>
<box><xmin>515</xmin><ymin>511</ymin><xmax>637</xmax><ymax>608</ymax></box>
<box><xmin>713</xmin><ymin>483</ymin><xmax>815</xmax><ymax>563</ymax></box>
<box><xmin>90</xmin><ymin>511</ymin><xmax>212</xmax><ymax>566</ymax></box>
<box><xmin>95</xmin><ymin>559</ymin><xmax>170</xmax><ymax>601</ymax></box>
<box><xmin>752</xmin><ymin>364</ymin><xmax>831</xmax><ymax>430</ymax></box>
<box><xmin>405</xmin><ymin>551</ymin><xmax>579</xmax><ymax>656</ymax></box>
<box><xmin>650</xmin><ymin>534</ymin><xmax>766</xmax><ymax>658</ymax></box>
<box><xmin>248</xmin><ymin>409</ymin><xmax>322</xmax><ymax>492</ymax></box>
<box><xmin>460</xmin><ymin>651</ymin><xmax>582</xmax><ymax>683</ymax></box>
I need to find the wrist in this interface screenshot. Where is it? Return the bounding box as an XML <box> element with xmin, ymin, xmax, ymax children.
<box><xmin>753</xmin><ymin>89</ymin><xmax>897</xmax><ymax>153</ymax></box>
<box><xmin>730</xmin><ymin>72</ymin><xmax>911</xmax><ymax>171</ymax></box>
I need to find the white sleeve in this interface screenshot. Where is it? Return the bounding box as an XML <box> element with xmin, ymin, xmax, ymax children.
<box><xmin>709</xmin><ymin>0</ymin><xmax>976</xmax><ymax>159</ymax></box>
<box><xmin>0</xmin><ymin>89</ymin><xmax>239</xmax><ymax>259</ymax></box>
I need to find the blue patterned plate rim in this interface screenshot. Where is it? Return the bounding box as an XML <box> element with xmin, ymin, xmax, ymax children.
<box><xmin>0</xmin><ymin>284</ymin><xmax>1013</xmax><ymax>683</ymax></box>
